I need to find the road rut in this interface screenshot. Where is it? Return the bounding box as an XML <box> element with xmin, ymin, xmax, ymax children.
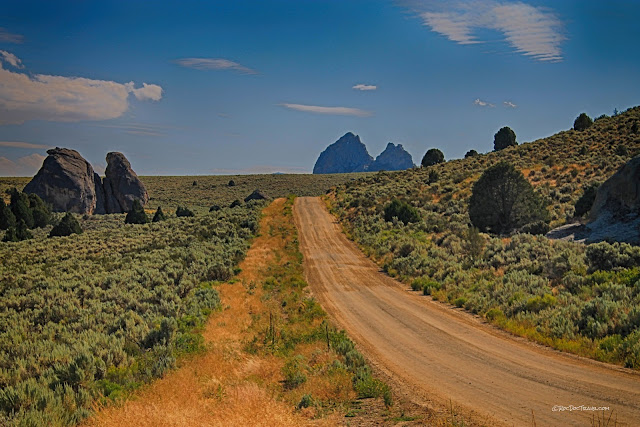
<box><xmin>294</xmin><ymin>196</ymin><xmax>640</xmax><ymax>426</ymax></box>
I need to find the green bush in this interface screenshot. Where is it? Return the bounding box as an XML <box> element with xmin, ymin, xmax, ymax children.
<box><xmin>49</xmin><ymin>213</ymin><xmax>83</xmax><ymax>237</ymax></box>
<box><xmin>465</xmin><ymin>149</ymin><xmax>478</xmax><ymax>158</ymax></box>
<box><xmin>494</xmin><ymin>126</ymin><xmax>517</xmax><ymax>151</ymax></box>
<box><xmin>383</xmin><ymin>199</ymin><xmax>420</xmax><ymax>224</ymax></box>
<box><xmin>176</xmin><ymin>206</ymin><xmax>195</xmax><ymax>217</ymax></box>
<box><xmin>574</xmin><ymin>183</ymin><xmax>600</xmax><ymax>217</ymax></box>
<box><xmin>125</xmin><ymin>199</ymin><xmax>149</xmax><ymax>224</ymax></box>
<box><xmin>152</xmin><ymin>206</ymin><xmax>166</xmax><ymax>222</ymax></box>
<box><xmin>282</xmin><ymin>355</ymin><xmax>307</xmax><ymax>389</ymax></box>
<box><xmin>586</xmin><ymin>242</ymin><xmax>640</xmax><ymax>272</ymax></box>
<box><xmin>421</xmin><ymin>148</ymin><xmax>445</xmax><ymax>167</ymax></box>
<box><xmin>0</xmin><ymin>199</ymin><xmax>16</xmax><ymax>230</ymax></box>
<box><xmin>469</xmin><ymin>162</ymin><xmax>549</xmax><ymax>234</ymax></box>
<box><xmin>574</xmin><ymin>113</ymin><xmax>593</xmax><ymax>131</ymax></box>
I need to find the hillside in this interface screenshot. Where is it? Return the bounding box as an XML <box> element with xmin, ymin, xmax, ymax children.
<box><xmin>328</xmin><ymin>106</ymin><xmax>640</xmax><ymax>369</ymax></box>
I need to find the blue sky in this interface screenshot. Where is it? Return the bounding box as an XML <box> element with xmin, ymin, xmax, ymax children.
<box><xmin>0</xmin><ymin>0</ymin><xmax>639</xmax><ymax>176</ymax></box>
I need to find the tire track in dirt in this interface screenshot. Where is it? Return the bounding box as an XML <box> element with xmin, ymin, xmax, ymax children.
<box><xmin>294</xmin><ymin>196</ymin><xmax>640</xmax><ymax>426</ymax></box>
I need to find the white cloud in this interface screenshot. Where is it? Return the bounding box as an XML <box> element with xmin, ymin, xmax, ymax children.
<box><xmin>353</xmin><ymin>84</ymin><xmax>378</xmax><ymax>91</ymax></box>
<box><xmin>0</xmin><ymin>153</ymin><xmax>45</xmax><ymax>177</ymax></box>
<box><xmin>503</xmin><ymin>101</ymin><xmax>517</xmax><ymax>108</ymax></box>
<box><xmin>474</xmin><ymin>98</ymin><xmax>494</xmax><ymax>107</ymax></box>
<box><xmin>175</xmin><ymin>58</ymin><xmax>257</xmax><ymax>74</ymax></box>
<box><xmin>0</xmin><ymin>50</ymin><xmax>23</xmax><ymax>68</ymax></box>
<box><xmin>280</xmin><ymin>103</ymin><xmax>372</xmax><ymax>117</ymax></box>
<box><xmin>126</xmin><ymin>82</ymin><xmax>163</xmax><ymax>101</ymax></box>
<box><xmin>409</xmin><ymin>1</ymin><xmax>565</xmax><ymax>62</ymax></box>
<box><xmin>0</xmin><ymin>28</ymin><xmax>23</xmax><ymax>44</ymax></box>
<box><xmin>0</xmin><ymin>52</ymin><xmax>163</xmax><ymax>125</ymax></box>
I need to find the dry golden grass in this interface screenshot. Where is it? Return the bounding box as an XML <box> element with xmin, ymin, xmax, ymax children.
<box><xmin>85</xmin><ymin>199</ymin><xmax>320</xmax><ymax>427</ymax></box>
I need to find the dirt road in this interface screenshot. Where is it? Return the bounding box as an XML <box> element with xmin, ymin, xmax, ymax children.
<box><xmin>294</xmin><ymin>197</ymin><xmax>640</xmax><ymax>426</ymax></box>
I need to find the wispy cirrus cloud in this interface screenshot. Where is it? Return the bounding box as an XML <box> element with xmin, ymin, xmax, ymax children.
<box><xmin>0</xmin><ymin>141</ymin><xmax>49</xmax><ymax>149</ymax></box>
<box><xmin>353</xmin><ymin>84</ymin><xmax>377</xmax><ymax>91</ymax></box>
<box><xmin>279</xmin><ymin>103</ymin><xmax>372</xmax><ymax>117</ymax></box>
<box><xmin>503</xmin><ymin>101</ymin><xmax>517</xmax><ymax>108</ymax></box>
<box><xmin>175</xmin><ymin>58</ymin><xmax>257</xmax><ymax>74</ymax></box>
<box><xmin>404</xmin><ymin>0</ymin><xmax>565</xmax><ymax>62</ymax></box>
<box><xmin>0</xmin><ymin>28</ymin><xmax>24</xmax><ymax>44</ymax></box>
<box><xmin>0</xmin><ymin>52</ymin><xmax>163</xmax><ymax>125</ymax></box>
<box><xmin>474</xmin><ymin>98</ymin><xmax>494</xmax><ymax>107</ymax></box>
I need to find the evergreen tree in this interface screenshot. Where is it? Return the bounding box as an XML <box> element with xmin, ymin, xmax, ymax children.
<box><xmin>49</xmin><ymin>213</ymin><xmax>83</xmax><ymax>237</ymax></box>
<box><xmin>28</xmin><ymin>193</ymin><xmax>52</xmax><ymax>228</ymax></box>
<box><xmin>383</xmin><ymin>199</ymin><xmax>420</xmax><ymax>224</ymax></box>
<box><xmin>573</xmin><ymin>113</ymin><xmax>593</xmax><ymax>131</ymax></box>
<box><xmin>152</xmin><ymin>206</ymin><xmax>166</xmax><ymax>222</ymax></box>
<box><xmin>574</xmin><ymin>182</ymin><xmax>600</xmax><ymax>217</ymax></box>
<box><xmin>10</xmin><ymin>190</ymin><xmax>34</xmax><ymax>229</ymax></box>
<box><xmin>493</xmin><ymin>127</ymin><xmax>517</xmax><ymax>151</ymax></box>
<box><xmin>0</xmin><ymin>199</ymin><xmax>16</xmax><ymax>230</ymax></box>
<box><xmin>125</xmin><ymin>199</ymin><xmax>149</xmax><ymax>224</ymax></box>
<box><xmin>16</xmin><ymin>219</ymin><xmax>32</xmax><ymax>241</ymax></box>
<box><xmin>469</xmin><ymin>162</ymin><xmax>549</xmax><ymax>234</ymax></box>
<box><xmin>2</xmin><ymin>226</ymin><xmax>18</xmax><ymax>242</ymax></box>
<box><xmin>464</xmin><ymin>149</ymin><xmax>478</xmax><ymax>158</ymax></box>
<box><xmin>421</xmin><ymin>148</ymin><xmax>445</xmax><ymax>167</ymax></box>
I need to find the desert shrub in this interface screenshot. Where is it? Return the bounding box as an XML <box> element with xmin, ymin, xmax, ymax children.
<box><xmin>524</xmin><ymin>294</ymin><xmax>557</xmax><ymax>313</ymax></box>
<box><xmin>421</xmin><ymin>148</ymin><xmax>445</xmax><ymax>167</ymax></box>
<box><xmin>586</xmin><ymin>242</ymin><xmax>640</xmax><ymax>272</ymax></box>
<box><xmin>209</xmin><ymin>205</ymin><xmax>221</xmax><ymax>212</ymax></box>
<box><xmin>152</xmin><ymin>206</ymin><xmax>166</xmax><ymax>222</ymax></box>
<box><xmin>574</xmin><ymin>182</ymin><xmax>600</xmax><ymax>217</ymax></box>
<box><xmin>519</xmin><ymin>220</ymin><xmax>550</xmax><ymax>236</ymax></box>
<box><xmin>125</xmin><ymin>199</ymin><xmax>149</xmax><ymax>224</ymax></box>
<box><xmin>282</xmin><ymin>355</ymin><xmax>307</xmax><ymax>389</ymax></box>
<box><xmin>227</xmin><ymin>179</ymin><xmax>235</xmax><ymax>187</ymax></box>
<box><xmin>494</xmin><ymin>126</ymin><xmax>517</xmax><ymax>151</ymax></box>
<box><xmin>428</xmin><ymin>169</ymin><xmax>439</xmax><ymax>184</ymax></box>
<box><xmin>229</xmin><ymin>199</ymin><xmax>242</xmax><ymax>208</ymax></box>
<box><xmin>469</xmin><ymin>162</ymin><xmax>549</xmax><ymax>234</ymax></box>
<box><xmin>383</xmin><ymin>199</ymin><xmax>420</xmax><ymax>224</ymax></box>
<box><xmin>176</xmin><ymin>206</ymin><xmax>195</xmax><ymax>217</ymax></box>
<box><xmin>49</xmin><ymin>213</ymin><xmax>83</xmax><ymax>237</ymax></box>
<box><xmin>574</xmin><ymin>113</ymin><xmax>593</xmax><ymax>131</ymax></box>
<box><xmin>616</xmin><ymin>145</ymin><xmax>629</xmax><ymax>156</ymax></box>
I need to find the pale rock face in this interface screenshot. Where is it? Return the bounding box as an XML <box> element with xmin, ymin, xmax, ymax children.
<box><xmin>24</xmin><ymin>148</ymin><xmax>100</xmax><ymax>214</ymax></box>
<box><xmin>103</xmin><ymin>152</ymin><xmax>148</xmax><ymax>213</ymax></box>
<box><xmin>24</xmin><ymin>148</ymin><xmax>148</xmax><ymax>215</ymax></box>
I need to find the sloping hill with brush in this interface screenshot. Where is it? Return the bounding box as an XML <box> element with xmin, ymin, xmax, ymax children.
<box><xmin>328</xmin><ymin>106</ymin><xmax>640</xmax><ymax>369</ymax></box>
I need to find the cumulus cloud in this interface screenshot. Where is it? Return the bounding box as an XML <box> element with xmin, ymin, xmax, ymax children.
<box><xmin>407</xmin><ymin>0</ymin><xmax>565</xmax><ymax>61</ymax></box>
<box><xmin>503</xmin><ymin>101</ymin><xmax>517</xmax><ymax>108</ymax></box>
<box><xmin>175</xmin><ymin>58</ymin><xmax>257</xmax><ymax>74</ymax></box>
<box><xmin>0</xmin><ymin>28</ymin><xmax>23</xmax><ymax>44</ymax></box>
<box><xmin>0</xmin><ymin>50</ymin><xmax>23</xmax><ymax>68</ymax></box>
<box><xmin>474</xmin><ymin>98</ymin><xmax>494</xmax><ymax>107</ymax></box>
<box><xmin>0</xmin><ymin>153</ymin><xmax>45</xmax><ymax>176</ymax></box>
<box><xmin>353</xmin><ymin>84</ymin><xmax>378</xmax><ymax>91</ymax></box>
<box><xmin>280</xmin><ymin>103</ymin><xmax>372</xmax><ymax>117</ymax></box>
<box><xmin>0</xmin><ymin>141</ymin><xmax>49</xmax><ymax>149</ymax></box>
<box><xmin>0</xmin><ymin>52</ymin><xmax>163</xmax><ymax>125</ymax></box>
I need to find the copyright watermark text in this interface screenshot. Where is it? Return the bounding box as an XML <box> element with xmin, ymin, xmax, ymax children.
<box><xmin>552</xmin><ymin>405</ymin><xmax>610</xmax><ymax>412</ymax></box>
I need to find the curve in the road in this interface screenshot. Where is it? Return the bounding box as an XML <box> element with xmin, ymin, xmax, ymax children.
<box><xmin>293</xmin><ymin>196</ymin><xmax>640</xmax><ymax>427</ymax></box>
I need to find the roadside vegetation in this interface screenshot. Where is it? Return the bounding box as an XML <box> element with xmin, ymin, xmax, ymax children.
<box><xmin>328</xmin><ymin>107</ymin><xmax>640</xmax><ymax>369</ymax></box>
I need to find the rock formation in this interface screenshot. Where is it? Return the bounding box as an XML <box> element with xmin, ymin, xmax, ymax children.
<box><xmin>103</xmin><ymin>152</ymin><xmax>148</xmax><ymax>213</ymax></box>
<box><xmin>24</xmin><ymin>148</ymin><xmax>147</xmax><ymax>215</ymax></box>
<box><xmin>313</xmin><ymin>133</ymin><xmax>414</xmax><ymax>174</ymax></box>
<box><xmin>313</xmin><ymin>132</ymin><xmax>373</xmax><ymax>174</ymax></box>
<box><xmin>368</xmin><ymin>142</ymin><xmax>414</xmax><ymax>172</ymax></box>
<box><xmin>547</xmin><ymin>156</ymin><xmax>640</xmax><ymax>244</ymax></box>
<box><xmin>23</xmin><ymin>148</ymin><xmax>101</xmax><ymax>214</ymax></box>
<box><xmin>244</xmin><ymin>189</ymin><xmax>270</xmax><ymax>202</ymax></box>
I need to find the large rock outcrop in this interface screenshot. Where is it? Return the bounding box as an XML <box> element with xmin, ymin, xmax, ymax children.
<box><xmin>368</xmin><ymin>142</ymin><xmax>414</xmax><ymax>172</ymax></box>
<box><xmin>313</xmin><ymin>132</ymin><xmax>414</xmax><ymax>174</ymax></box>
<box><xmin>24</xmin><ymin>148</ymin><xmax>147</xmax><ymax>215</ymax></box>
<box><xmin>547</xmin><ymin>156</ymin><xmax>640</xmax><ymax>244</ymax></box>
<box><xmin>313</xmin><ymin>132</ymin><xmax>373</xmax><ymax>174</ymax></box>
<box><xmin>103</xmin><ymin>152</ymin><xmax>148</xmax><ymax>213</ymax></box>
<box><xmin>23</xmin><ymin>148</ymin><xmax>102</xmax><ymax>214</ymax></box>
